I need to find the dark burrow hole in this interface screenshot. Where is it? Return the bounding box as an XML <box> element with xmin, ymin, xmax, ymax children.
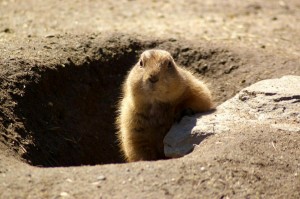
<box><xmin>15</xmin><ymin>49</ymin><xmax>143</xmax><ymax>167</ymax></box>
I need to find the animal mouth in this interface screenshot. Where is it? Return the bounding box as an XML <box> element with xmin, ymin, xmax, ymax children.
<box><xmin>146</xmin><ymin>82</ymin><xmax>156</xmax><ymax>91</ymax></box>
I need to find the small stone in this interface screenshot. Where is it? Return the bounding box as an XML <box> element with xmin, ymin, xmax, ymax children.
<box><xmin>219</xmin><ymin>60</ymin><xmax>226</xmax><ymax>65</ymax></box>
<box><xmin>59</xmin><ymin>192</ymin><xmax>70</xmax><ymax>197</ymax></box>
<box><xmin>97</xmin><ymin>175</ymin><xmax>106</xmax><ymax>181</ymax></box>
<box><xmin>66</xmin><ymin>178</ymin><xmax>73</xmax><ymax>183</ymax></box>
<box><xmin>92</xmin><ymin>181</ymin><xmax>101</xmax><ymax>186</ymax></box>
<box><xmin>45</xmin><ymin>34</ymin><xmax>55</xmax><ymax>38</ymax></box>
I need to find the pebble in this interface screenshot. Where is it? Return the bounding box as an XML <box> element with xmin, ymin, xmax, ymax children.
<box><xmin>97</xmin><ymin>175</ymin><xmax>106</xmax><ymax>181</ymax></box>
<box><xmin>60</xmin><ymin>192</ymin><xmax>70</xmax><ymax>197</ymax></box>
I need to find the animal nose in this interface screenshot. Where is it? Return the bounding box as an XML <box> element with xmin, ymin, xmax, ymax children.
<box><xmin>148</xmin><ymin>75</ymin><xmax>159</xmax><ymax>83</ymax></box>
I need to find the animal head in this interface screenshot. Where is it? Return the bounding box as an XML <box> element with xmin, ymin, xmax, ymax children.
<box><xmin>128</xmin><ymin>49</ymin><xmax>186</xmax><ymax>103</ymax></box>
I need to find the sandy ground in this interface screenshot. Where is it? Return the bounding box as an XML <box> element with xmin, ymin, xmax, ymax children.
<box><xmin>0</xmin><ymin>0</ymin><xmax>299</xmax><ymax>198</ymax></box>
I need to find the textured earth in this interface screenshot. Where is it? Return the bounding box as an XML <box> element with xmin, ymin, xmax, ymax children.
<box><xmin>0</xmin><ymin>0</ymin><xmax>299</xmax><ymax>198</ymax></box>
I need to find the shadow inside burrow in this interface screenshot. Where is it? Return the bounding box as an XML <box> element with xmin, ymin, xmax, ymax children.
<box><xmin>14</xmin><ymin>47</ymin><xmax>144</xmax><ymax>167</ymax></box>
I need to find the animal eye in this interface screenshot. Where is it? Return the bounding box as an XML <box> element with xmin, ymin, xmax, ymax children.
<box><xmin>139</xmin><ymin>60</ymin><xmax>144</xmax><ymax>67</ymax></box>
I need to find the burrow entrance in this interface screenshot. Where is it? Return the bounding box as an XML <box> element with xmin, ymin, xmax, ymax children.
<box><xmin>15</xmin><ymin>46</ymin><xmax>146</xmax><ymax>167</ymax></box>
<box><xmin>11</xmin><ymin>38</ymin><xmax>247</xmax><ymax>167</ymax></box>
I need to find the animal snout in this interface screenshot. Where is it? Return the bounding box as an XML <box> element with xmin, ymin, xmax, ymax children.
<box><xmin>148</xmin><ymin>75</ymin><xmax>159</xmax><ymax>84</ymax></box>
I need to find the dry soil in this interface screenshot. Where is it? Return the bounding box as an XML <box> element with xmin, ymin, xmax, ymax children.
<box><xmin>0</xmin><ymin>0</ymin><xmax>299</xmax><ymax>198</ymax></box>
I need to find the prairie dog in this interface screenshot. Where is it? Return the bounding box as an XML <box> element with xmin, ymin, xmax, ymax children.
<box><xmin>116</xmin><ymin>49</ymin><xmax>213</xmax><ymax>162</ymax></box>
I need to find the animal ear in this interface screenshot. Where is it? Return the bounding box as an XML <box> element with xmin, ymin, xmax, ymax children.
<box><xmin>167</xmin><ymin>60</ymin><xmax>174</xmax><ymax>68</ymax></box>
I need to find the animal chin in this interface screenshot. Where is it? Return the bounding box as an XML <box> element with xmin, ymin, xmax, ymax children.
<box><xmin>144</xmin><ymin>83</ymin><xmax>156</xmax><ymax>91</ymax></box>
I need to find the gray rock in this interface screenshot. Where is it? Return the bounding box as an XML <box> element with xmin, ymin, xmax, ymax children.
<box><xmin>164</xmin><ymin>75</ymin><xmax>300</xmax><ymax>158</ymax></box>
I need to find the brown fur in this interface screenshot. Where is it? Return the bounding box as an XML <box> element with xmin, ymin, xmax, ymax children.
<box><xmin>116</xmin><ymin>49</ymin><xmax>213</xmax><ymax>162</ymax></box>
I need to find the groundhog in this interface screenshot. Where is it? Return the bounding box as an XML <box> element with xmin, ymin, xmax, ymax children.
<box><xmin>116</xmin><ymin>49</ymin><xmax>213</xmax><ymax>162</ymax></box>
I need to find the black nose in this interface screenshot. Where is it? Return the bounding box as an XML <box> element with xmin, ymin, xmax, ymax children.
<box><xmin>148</xmin><ymin>75</ymin><xmax>159</xmax><ymax>83</ymax></box>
